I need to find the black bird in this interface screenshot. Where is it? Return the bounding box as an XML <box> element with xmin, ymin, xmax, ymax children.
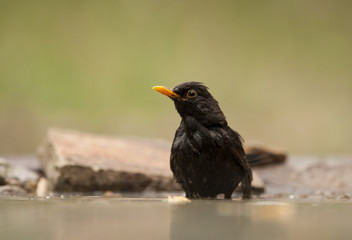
<box><xmin>153</xmin><ymin>82</ymin><xmax>252</xmax><ymax>199</ymax></box>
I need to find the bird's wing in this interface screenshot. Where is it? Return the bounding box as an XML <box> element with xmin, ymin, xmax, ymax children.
<box><xmin>208</xmin><ymin>127</ymin><xmax>251</xmax><ymax>175</ymax></box>
<box><xmin>227</xmin><ymin>128</ymin><xmax>252</xmax><ymax>197</ymax></box>
<box><xmin>209</xmin><ymin>127</ymin><xmax>252</xmax><ymax>197</ymax></box>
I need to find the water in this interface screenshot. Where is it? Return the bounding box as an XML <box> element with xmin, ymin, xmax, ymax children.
<box><xmin>1</xmin><ymin>197</ymin><xmax>352</xmax><ymax>240</ymax></box>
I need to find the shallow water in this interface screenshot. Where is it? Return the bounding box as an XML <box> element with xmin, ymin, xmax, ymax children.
<box><xmin>1</xmin><ymin>197</ymin><xmax>352</xmax><ymax>240</ymax></box>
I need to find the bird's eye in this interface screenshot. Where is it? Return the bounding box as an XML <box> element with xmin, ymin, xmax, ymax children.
<box><xmin>187</xmin><ymin>89</ymin><xmax>197</xmax><ymax>98</ymax></box>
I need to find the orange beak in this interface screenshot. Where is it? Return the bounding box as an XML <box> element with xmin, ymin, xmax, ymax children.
<box><xmin>152</xmin><ymin>86</ymin><xmax>181</xmax><ymax>99</ymax></box>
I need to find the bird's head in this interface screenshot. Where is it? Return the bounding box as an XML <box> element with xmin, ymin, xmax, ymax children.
<box><xmin>153</xmin><ymin>82</ymin><xmax>227</xmax><ymax>127</ymax></box>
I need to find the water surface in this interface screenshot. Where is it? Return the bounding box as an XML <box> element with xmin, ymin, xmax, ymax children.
<box><xmin>1</xmin><ymin>197</ymin><xmax>351</xmax><ymax>240</ymax></box>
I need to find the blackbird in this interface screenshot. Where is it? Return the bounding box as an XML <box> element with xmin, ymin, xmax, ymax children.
<box><xmin>153</xmin><ymin>82</ymin><xmax>252</xmax><ymax>199</ymax></box>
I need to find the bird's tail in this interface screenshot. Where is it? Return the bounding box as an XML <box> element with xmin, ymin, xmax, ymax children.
<box><xmin>241</xmin><ymin>157</ymin><xmax>253</xmax><ymax>199</ymax></box>
<box><xmin>245</xmin><ymin>142</ymin><xmax>287</xmax><ymax>167</ymax></box>
<box><xmin>246</xmin><ymin>153</ymin><xmax>273</xmax><ymax>166</ymax></box>
<box><xmin>245</xmin><ymin>151</ymin><xmax>286</xmax><ymax>167</ymax></box>
<box><xmin>241</xmin><ymin>172</ymin><xmax>252</xmax><ymax>199</ymax></box>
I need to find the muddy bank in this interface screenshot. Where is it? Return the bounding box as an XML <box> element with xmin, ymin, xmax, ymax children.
<box><xmin>2</xmin><ymin>154</ymin><xmax>352</xmax><ymax>199</ymax></box>
<box><xmin>1</xmin><ymin>129</ymin><xmax>351</xmax><ymax>199</ymax></box>
<box><xmin>254</xmin><ymin>155</ymin><xmax>352</xmax><ymax>199</ymax></box>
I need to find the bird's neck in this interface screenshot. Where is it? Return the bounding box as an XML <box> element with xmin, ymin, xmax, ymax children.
<box><xmin>181</xmin><ymin>115</ymin><xmax>227</xmax><ymax>133</ymax></box>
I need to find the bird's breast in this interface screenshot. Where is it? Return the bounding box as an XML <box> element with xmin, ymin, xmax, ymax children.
<box><xmin>172</xmin><ymin>131</ymin><xmax>199</xmax><ymax>155</ymax></box>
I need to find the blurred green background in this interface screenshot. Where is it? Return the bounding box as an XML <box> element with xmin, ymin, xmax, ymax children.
<box><xmin>0</xmin><ymin>0</ymin><xmax>351</xmax><ymax>154</ymax></box>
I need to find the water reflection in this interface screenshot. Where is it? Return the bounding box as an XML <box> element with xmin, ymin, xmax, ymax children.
<box><xmin>0</xmin><ymin>197</ymin><xmax>352</xmax><ymax>240</ymax></box>
<box><xmin>251</xmin><ymin>201</ymin><xmax>296</xmax><ymax>221</ymax></box>
<box><xmin>0</xmin><ymin>198</ymin><xmax>170</xmax><ymax>240</ymax></box>
<box><xmin>169</xmin><ymin>200</ymin><xmax>252</xmax><ymax>240</ymax></box>
<box><xmin>169</xmin><ymin>200</ymin><xmax>297</xmax><ymax>240</ymax></box>
<box><xmin>169</xmin><ymin>199</ymin><xmax>352</xmax><ymax>240</ymax></box>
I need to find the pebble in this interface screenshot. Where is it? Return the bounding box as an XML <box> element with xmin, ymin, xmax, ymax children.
<box><xmin>36</xmin><ymin>177</ymin><xmax>49</xmax><ymax>197</ymax></box>
<box><xmin>0</xmin><ymin>185</ymin><xmax>27</xmax><ymax>196</ymax></box>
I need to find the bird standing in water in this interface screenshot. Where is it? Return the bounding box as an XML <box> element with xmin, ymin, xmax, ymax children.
<box><xmin>153</xmin><ymin>82</ymin><xmax>252</xmax><ymax>199</ymax></box>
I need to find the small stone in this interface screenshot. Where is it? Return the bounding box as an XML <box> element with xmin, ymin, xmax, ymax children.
<box><xmin>103</xmin><ymin>191</ymin><xmax>115</xmax><ymax>197</ymax></box>
<box><xmin>0</xmin><ymin>185</ymin><xmax>27</xmax><ymax>196</ymax></box>
<box><xmin>0</xmin><ymin>175</ymin><xmax>5</xmax><ymax>185</ymax></box>
<box><xmin>167</xmin><ymin>195</ymin><xmax>191</xmax><ymax>203</ymax></box>
<box><xmin>36</xmin><ymin>177</ymin><xmax>49</xmax><ymax>197</ymax></box>
<box><xmin>6</xmin><ymin>177</ymin><xmax>21</xmax><ymax>186</ymax></box>
<box><xmin>340</xmin><ymin>194</ymin><xmax>351</xmax><ymax>200</ymax></box>
<box><xmin>0</xmin><ymin>157</ymin><xmax>39</xmax><ymax>188</ymax></box>
<box><xmin>299</xmin><ymin>194</ymin><xmax>308</xmax><ymax>199</ymax></box>
<box><xmin>24</xmin><ymin>179</ymin><xmax>38</xmax><ymax>193</ymax></box>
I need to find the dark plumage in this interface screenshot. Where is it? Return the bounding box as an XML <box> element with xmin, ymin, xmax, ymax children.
<box><xmin>153</xmin><ymin>82</ymin><xmax>252</xmax><ymax>199</ymax></box>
